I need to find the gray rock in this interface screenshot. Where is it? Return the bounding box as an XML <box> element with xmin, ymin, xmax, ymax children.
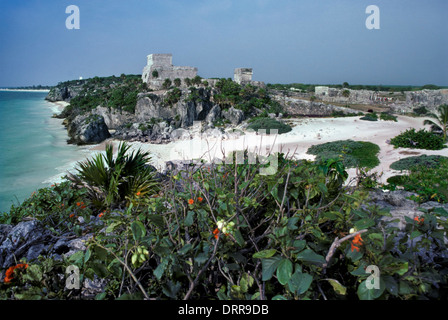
<box><xmin>170</xmin><ymin>128</ymin><xmax>191</xmax><ymax>141</ymax></box>
<box><xmin>67</xmin><ymin>113</ymin><xmax>111</xmax><ymax>145</ymax></box>
<box><xmin>205</xmin><ymin>105</ymin><xmax>221</xmax><ymax>125</ymax></box>
<box><xmin>222</xmin><ymin>107</ymin><xmax>245</xmax><ymax>125</ymax></box>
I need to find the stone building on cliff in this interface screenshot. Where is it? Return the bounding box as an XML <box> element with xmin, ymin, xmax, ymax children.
<box><xmin>142</xmin><ymin>54</ymin><xmax>198</xmax><ymax>90</ymax></box>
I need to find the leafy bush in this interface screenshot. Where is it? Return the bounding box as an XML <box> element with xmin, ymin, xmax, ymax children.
<box><xmin>379</xmin><ymin>112</ymin><xmax>397</xmax><ymax>122</ymax></box>
<box><xmin>360</xmin><ymin>113</ymin><xmax>378</xmax><ymax>121</ymax></box>
<box><xmin>307</xmin><ymin>140</ymin><xmax>380</xmax><ymax>169</ymax></box>
<box><xmin>387</xmin><ymin>157</ymin><xmax>448</xmax><ymax>203</ymax></box>
<box><xmin>247</xmin><ymin>117</ymin><xmax>292</xmax><ymax>134</ymax></box>
<box><xmin>0</xmin><ymin>182</ymin><xmax>88</xmax><ymax>228</ymax></box>
<box><xmin>66</xmin><ymin>142</ymin><xmax>159</xmax><ymax>208</ymax></box>
<box><xmin>3</xmin><ymin>154</ymin><xmax>448</xmax><ymax>300</ymax></box>
<box><xmin>390</xmin><ymin>129</ymin><xmax>446</xmax><ymax>150</ymax></box>
<box><xmin>390</xmin><ymin>155</ymin><xmax>448</xmax><ymax>171</ymax></box>
<box><xmin>163</xmin><ymin>88</ymin><xmax>182</xmax><ymax>106</ymax></box>
<box><xmin>413</xmin><ymin>106</ymin><xmax>428</xmax><ymax>116</ymax></box>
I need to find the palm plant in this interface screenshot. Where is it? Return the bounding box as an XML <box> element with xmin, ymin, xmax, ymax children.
<box><xmin>67</xmin><ymin>142</ymin><xmax>159</xmax><ymax>208</ymax></box>
<box><xmin>423</xmin><ymin>104</ymin><xmax>448</xmax><ymax>141</ymax></box>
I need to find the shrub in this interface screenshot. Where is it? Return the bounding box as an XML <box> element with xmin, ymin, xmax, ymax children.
<box><xmin>247</xmin><ymin>117</ymin><xmax>292</xmax><ymax>134</ymax></box>
<box><xmin>390</xmin><ymin>155</ymin><xmax>448</xmax><ymax>171</ymax></box>
<box><xmin>379</xmin><ymin>112</ymin><xmax>397</xmax><ymax>122</ymax></box>
<box><xmin>66</xmin><ymin>142</ymin><xmax>159</xmax><ymax>208</ymax></box>
<box><xmin>413</xmin><ymin>106</ymin><xmax>428</xmax><ymax>116</ymax></box>
<box><xmin>390</xmin><ymin>128</ymin><xmax>446</xmax><ymax>150</ymax></box>
<box><xmin>3</xmin><ymin>155</ymin><xmax>448</xmax><ymax>300</ymax></box>
<box><xmin>387</xmin><ymin>158</ymin><xmax>448</xmax><ymax>203</ymax></box>
<box><xmin>307</xmin><ymin>140</ymin><xmax>380</xmax><ymax>169</ymax></box>
<box><xmin>360</xmin><ymin>113</ymin><xmax>378</xmax><ymax>121</ymax></box>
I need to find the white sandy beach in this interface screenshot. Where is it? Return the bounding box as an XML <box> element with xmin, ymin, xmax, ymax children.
<box><xmin>86</xmin><ymin>115</ymin><xmax>448</xmax><ymax>185</ymax></box>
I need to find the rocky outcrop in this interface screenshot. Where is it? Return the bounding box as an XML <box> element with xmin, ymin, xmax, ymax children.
<box><xmin>67</xmin><ymin>114</ymin><xmax>111</xmax><ymax>145</ymax></box>
<box><xmin>222</xmin><ymin>107</ymin><xmax>245</xmax><ymax>125</ymax></box>
<box><xmin>91</xmin><ymin>106</ymin><xmax>134</xmax><ymax>130</ymax></box>
<box><xmin>45</xmin><ymin>84</ymin><xmax>83</xmax><ymax>102</ymax></box>
<box><xmin>273</xmin><ymin>95</ymin><xmax>360</xmax><ymax>117</ymax></box>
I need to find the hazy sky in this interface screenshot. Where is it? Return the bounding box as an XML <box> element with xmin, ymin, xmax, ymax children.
<box><xmin>0</xmin><ymin>0</ymin><xmax>447</xmax><ymax>87</ymax></box>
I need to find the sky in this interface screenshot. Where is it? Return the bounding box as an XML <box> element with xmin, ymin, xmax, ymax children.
<box><xmin>0</xmin><ymin>0</ymin><xmax>447</xmax><ymax>87</ymax></box>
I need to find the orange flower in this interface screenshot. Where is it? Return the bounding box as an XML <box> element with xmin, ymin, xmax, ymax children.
<box><xmin>4</xmin><ymin>263</ymin><xmax>28</xmax><ymax>283</ymax></box>
<box><xmin>197</xmin><ymin>197</ymin><xmax>203</xmax><ymax>203</ymax></box>
<box><xmin>76</xmin><ymin>202</ymin><xmax>81</xmax><ymax>206</ymax></box>
<box><xmin>350</xmin><ymin>234</ymin><xmax>363</xmax><ymax>252</ymax></box>
<box><xmin>69</xmin><ymin>213</ymin><xmax>75</xmax><ymax>218</ymax></box>
<box><xmin>414</xmin><ymin>216</ymin><xmax>424</xmax><ymax>224</ymax></box>
<box><xmin>213</xmin><ymin>228</ymin><xmax>220</xmax><ymax>239</ymax></box>
<box><xmin>136</xmin><ymin>191</ymin><xmax>141</xmax><ymax>197</ymax></box>
<box><xmin>188</xmin><ymin>199</ymin><xmax>194</xmax><ymax>205</ymax></box>
<box><xmin>98</xmin><ymin>212</ymin><xmax>104</xmax><ymax>218</ymax></box>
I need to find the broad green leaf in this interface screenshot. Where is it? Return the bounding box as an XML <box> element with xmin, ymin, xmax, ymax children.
<box><xmin>288</xmin><ymin>272</ymin><xmax>313</xmax><ymax>295</ymax></box>
<box><xmin>357</xmin><ymin>279</ymin><xmax>385</xmax><ymax>300</ymax></box>
<box><xmin>261</xmin><ymin>256</ymin><xmax>282</xmax><ymax>281</ymax></box>
<box><xmin>131</xmin><ymin>220</ymin><xmax>146</xmax><ymax>242</ymax></box>
<box><xmin>105</xmin><ymin>221</ymin><xmax>122</xmax><ymax>233</ymax></box>
<box><xmin>147</xmin><ymin>214</ymin><xmax>165</xmax><ymax>228</ymax></box>
<box><xmin>354</xmin><ymin>218</ymin><xmax>375</xmax><ymax>230</ymax></box>
<box><xmin>178</xmin><ymin>243</ymin><xmax>193</xmax><ymax>255</ymax></box>
<box><xmin>287</xmin><ymin>217</ymin><xmax>299</xmax><ymax>230</ymax></box>
<box><xmin>234</xmin><ymin>229</ymin><xmax>245</xmax><ymax>247</ymax></box>
<box><xmin>272</xmin><ymin>295</ymin><xmax>288</xmax><ymax>300</ymax></box>
<box><xmin>184</xmin><ymin>211</ymin><xmax>195</xmax><ymax>227</ymax></box>
<box><xmin>296</xmin><ymin>249</ymin><xmax>326</xmax><ymax>265</ymax></box>
<box><xmin>382</xmin><ymin>275</ymin><xmax>398</xmax><ymax>296</ymax></box>
<box><xmin>253</xmin><ymin>249</ymin><xmax>277</xmax><ymax>259</ymax></box>
<box><xmin>410</xmin><ymin>230</ymin><xmax>421</xmax><ymax>239</ymax></box>
<box><xmin>350</xmin><ymin>261</ymin><xmax>369</xmax><ymax>276</ymax></box>
<box><xmin>292</xmin><ymin>240</ymin><xmax>306</xmax><ymax>252</ymax></box>
<box><xmin>326</xmin><ymin>279</ymin><xmax>347</xmax><ymax>295</ymax></box>
<box><xmin>154</xmin><ymin>259</ymin><xmax>168</xmax><ymax>280</ymax></box>
<box><xmin>276</xmin><ymin>259</ymin><xmax>293</xmax><ymax>285</ymax></box>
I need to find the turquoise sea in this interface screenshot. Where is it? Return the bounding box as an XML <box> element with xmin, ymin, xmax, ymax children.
<box><xmin>0</xmin><ymin>91</ymin><xmax>91</xmax><ymax>212</ymax></box>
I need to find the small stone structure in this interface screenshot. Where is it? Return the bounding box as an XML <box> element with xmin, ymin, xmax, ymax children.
<box><xmin>234</xmin><ymin>68</ymin><xmax>253</xmax><ymax>85</ymax></box>
<box><xmin>315</xmin><ymin>86</ymin><xmax>329</xmax><ymax>96</ymax></box>
<box><xmin>142</xmin><ymin>54</ymin><xmax>198</xmax><ymax>89</ymax></box>
<box><xmin>142</xmin><ymin>54</ymin><xmax>265</xmax><ymax>89</ymax></box>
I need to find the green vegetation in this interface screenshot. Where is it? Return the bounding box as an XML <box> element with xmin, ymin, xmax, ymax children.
<box><xmin>379</xmin><ymin>112</ymin><xmax>398</xmax><ymax>122</ymax></box>
<box><xmin>267</xmin><ymin>83</ymin><xmax>448</xmax><ymax>93</ymax></box>
<box><xmin>214</xmin><ymin>78</ymin><xmax>284</xmax><ymax>116</ymax></box>
<box><xmin>66</xmin><ymin>142</ymin><xmax>159</xmax><ymax>208</ymax></box>
<box><xmin>390</xmin><ymin>128</ymin><xmax>446</xmax><ymax>150</ymax></box>
<box><xmin>63</xmin><ymin>75</ymin><xmax>142</xmax><ymax>114</ymax></box>
<box><xmin>413</xmin><ymin>106</ymin><xmax>429</xmax><ymax>116</ymax></box>
<box><xmin>307</xmin><ymin>140</ymin><xmax>380</xmax><ymax>169</ymax></box>
<box><xmin>387</xmin><ymin>157</ymin><xmax>448</xmax><ymax>203</ymax></box>
<box><xmin>390</xmin><ymin>155</ymin><xmax>448</xmax><ymax>171</ymax></box>
<box><xmin>360</xmin><ymin>113</ymin><xmax>378</xmax><ymax>121</ymax></box>
<box><xmin>2</xmin><ymin>148</ymin><xmax>448</xmax><ymax>300</ymax></box>
<box><xmin>423</xmin><ymin>104</ymin><xmax>448</xmax><ymax>141</ymax></box>
<box><xmin>163</xmin><ymin>88</ymin><xmax>182</xmax><ymax>106</ymax></box>
<box><xmin>247</xmin><ymin>117</ymin><xmax>292</xmax><ymax>134</ymax></box>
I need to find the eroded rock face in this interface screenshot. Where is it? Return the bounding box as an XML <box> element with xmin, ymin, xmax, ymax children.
<box><xmin>222</xmin><ymin>107</ymin><xmax>245</xmax><ymax>125</ymax></box>
<box><xmin>67</xmin><ymin>114</ymin><xmax>111</xmax><ymax>145</ymax></box>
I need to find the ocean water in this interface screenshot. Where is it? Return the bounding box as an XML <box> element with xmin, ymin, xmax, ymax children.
<box><xmin>0</xmin><ymin>91</ymin><xmax>92</xmax><ymax>213</ymax></box>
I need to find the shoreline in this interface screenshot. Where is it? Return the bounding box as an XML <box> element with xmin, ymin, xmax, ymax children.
<box><xmin>42</xmin><ymin>107</ymin><xmax>448</xmax><ymax>186</ymax></box>
<box><xmin>0</xmin><ymin>89</ymin><xmax>50</xmax><ymax>92</ymax></box>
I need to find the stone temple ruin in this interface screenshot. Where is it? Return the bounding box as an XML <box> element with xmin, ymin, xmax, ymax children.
<box><xmin>142</xmin><ymin>54</ymin><xmax>198</xmax><ymax>90</ymax></box>
<box><xmin>142</xmin><ymin>54</ymin><xmax>265</xmax><ymax>89</ymax></box>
